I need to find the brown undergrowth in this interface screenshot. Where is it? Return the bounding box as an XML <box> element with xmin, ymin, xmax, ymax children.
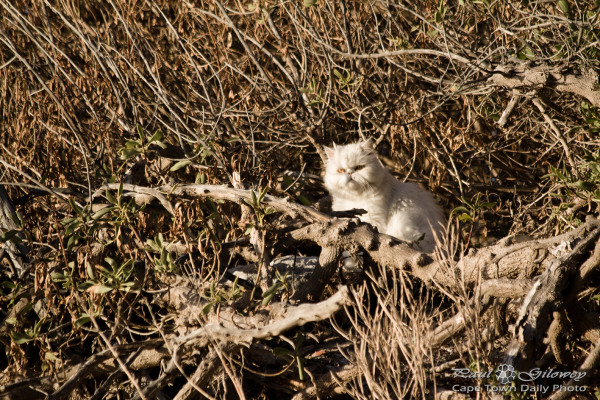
<box><xmin>1</xmin><ymin>0</ymin><xmax>600</xmax><ymax>398</ymax></box>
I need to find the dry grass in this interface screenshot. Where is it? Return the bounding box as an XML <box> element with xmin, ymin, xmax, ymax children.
<box><xmin>1</xmin><ymin>0</ymin><xmax>600</xmax><ymax>398</ymax></box>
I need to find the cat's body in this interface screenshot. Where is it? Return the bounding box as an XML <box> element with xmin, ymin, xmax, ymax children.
<box><xmin>324</xmin><ymin>140</ymin><xmax>444</xmax><ymax>252</ymax></box>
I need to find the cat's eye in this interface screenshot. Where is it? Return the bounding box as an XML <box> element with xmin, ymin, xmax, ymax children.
<box><xmin>354</xmin><ymin>165</ymin><xmax>365</xmax><ymax>171</ymax></box>
<box><xmin>337</xmin><ymin>168</ymin><xmax>345</xmax><ymax>173</ymax></box>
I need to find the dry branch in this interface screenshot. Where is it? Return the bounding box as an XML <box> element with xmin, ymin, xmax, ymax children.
<box><xmin>0</xmin><ymin>340</ymin><xmax>166</xmax><ymax>400</ymax></box>
<box><xmin>2</xmin><ymin>286</ymin><xmax>350</xmax><ymax>400</ymax></box>
<box><xmin>288</xmin><ymin>216</ymin><xmax>600</xmax><ymax>291</ymax></box>
<box><xmin>97</xmin><ymin>183</ymin><xmax>330</xmax><ymax>223</ymax></box>
<box><xmin>0</xmin><ymin>185</ymin><xmax>29</xmax><ymax>277</ymax></box>
<box><xmin>175</xmin><ymin>285</ymin><xmax>352</xmax><ymax>347</ymax></box>
<box><xmin>506</xmin><ymin>224</ymin><xmax>600</xmax><ymax>369</ymax></box>
<box><xmin>98</xmin><ymin>181</ymin><xmax>600</xmax><ymax>300</ymax></box>
<box><xmin>490</xmin><ymin>63</ymin><xmax>600</xmax><ymax>107</ymax></box>
<box><xmin>2</xmin><ymin>0</ymin><xmax>600</xmax><ymax>397</ymax></box>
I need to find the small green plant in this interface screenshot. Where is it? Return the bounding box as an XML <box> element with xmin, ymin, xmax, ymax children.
<box><xmin>581</xmin><ymin>101</ymin><xmax>600</xmax><ymax>133</ymax></box>
<box><xmin>281</xmin><ymin>175</ymin><xmax>311</xmax><ymax>206</ymax></box>
<box><xmin>450</xmin><ymin>193</ymin><xmax>496</xmax><ymax>223</ymax></box>
<box><xmin>244</xmin><ymin>187</ymin><xmax>276</xmax><ymax>232</ymax></box>
<box><xmin>78</xmin><ymin>256</ymin><xmax>135</xmax><ymax>294</ymax></box>
<box><xmin>299</xmin><ymin>77</ymin><xmax>323</xmax><ymax>107</ymax></box>
<box><xmin>545</xmin><ymin>151</ymin><xmax>600</xmax><ymax>203</ymax></box>
<box><xmin>244</xmin><ymin>187</ymin><xmax>276</xmax><ymax>297</ymax></box>
<box><xmin>333</xmin><ymin>69</ymin><xmax>353</xmax><ymax>90</ymax></box>
<box><xmin>591</xmin><ymin>292</ymin><xmax>600</xmax><ymax>306</ymax></box>
<box><xmin>10</xmin><ymin>316</ymin><xmax>44</xmax><ymax>345</ymax></box>
<box><xmin>262</xmin><ymin>270</ymin><xmax>290</xmax><ymax>306</ymax></box>
<box><xmin>388</xmin><ymin>36</ymin><xmax>410</xmax><ymax>49</ymax></box>
<box><xmin>273</xmin><ymin>332</ymin><xmax>307</xmax><ymax>381</ymax></box>
<box><xmin>202</xmin><ymin>280</ymin><xmax>242</xmax><ymax>314</ymax></box>
<box><xmin>146</xmin><ymin>233</ymin><xmax>178</xmax><ymax>273</ymax></box>
<box><xmin>50</xmin><ymin>261</ymin><xmax>76</xmax><ymax>290</ymax></box>
<box><xmin>434</xmin><ymin>0</ymin><xmax>446</xmax><ymax>23</ymax></box>
<box><xmin>119</xmin><ymin>124</ymin><xmax>166</xmax><ymax>161</ymax></box>
<box><xmin>2</xmin><ymin>281</ymin><xmax>27</xmax><ymax>328</ymax></box>
<box><xmin>60</xmin><ymin>199</ymin><xmax>95</xmax><ymax>250</ymax></box>
<box><xmin>61</xmin><ymin>183</ymin><xmax>145</xmax><ymax>250</ymax></box>
<box><xmin>0</xmin><ymin>229</ymin><xmax>22</xmax><ymax>246</ymax></box>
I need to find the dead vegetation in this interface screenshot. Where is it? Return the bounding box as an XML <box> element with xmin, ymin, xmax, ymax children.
<box><xmin>1</xmin><ymin>0</ymin><xmax>600</xmax><ymax>398</ymax></box>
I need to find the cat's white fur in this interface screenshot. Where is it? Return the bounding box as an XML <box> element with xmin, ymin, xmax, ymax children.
<box><xmin>324</xmin><ymin>139</ymin><xmax>444</xmax><ymax>252</ymax></box>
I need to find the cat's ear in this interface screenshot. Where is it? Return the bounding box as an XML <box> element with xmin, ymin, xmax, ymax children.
<box><xmin>324</xmin><ymin>145</ymin><xmax>336</xmax><ymax>159</ymax></box>
<box><xmin>360</xmin><ymin>138</ymin><xmax>375</xmax><ymax>151</ymax></box>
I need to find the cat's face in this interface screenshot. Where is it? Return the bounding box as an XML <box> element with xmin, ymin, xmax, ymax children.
<box><xmin>323</xmin><ymin>140</ymin><xmax>384</xmax><ymax>194</ymax></box>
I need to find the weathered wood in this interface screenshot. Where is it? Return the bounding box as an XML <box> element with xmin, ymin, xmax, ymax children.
<box><xmin>0</xmin><ymin>185</ymin><xmax>29</xmax><ymax>277</ymax></box>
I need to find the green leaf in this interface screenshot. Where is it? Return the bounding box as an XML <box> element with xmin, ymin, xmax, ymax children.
<box><xmin>202</xmin><ymin>302</ymin><xmax>214</xmax><ymax>314</ymax></box>
<box><xmin>78</xmin><ymin>281</ymin><xmax>94</xmax><ymax>291</ymax></box>
<box><xmin>149</xmin><ymin>129</ymin><xmax>163</xmax><ymax>143</ymax></box>
<box><xmin>263</xmin><ymin>282</ymin><xmax>281</xmax><ymax>298</ymax></box>
<box><xmin>120</xmin><ymin>148</ymin><xmax>141</xmax><ymax>160</ymax></box>
<box><xmin>450</xmin><ymin>206</ymin><xmax>471</xmax><ymax>217</ymax></box>
<box><xmin>333</xmin><ymin>69</ymin><xmax>343</xmax><ymax>80</ymax></box>
<box><xmin>64</xmin><ymin>220</ymin><xmax>80</xmax><ymax>237</ymax></box>
<box><xmin>195</xmin><ymin>172</ymin><xmax>206</xmax><ymax>184</ymax></box>
<box><xmin>76</xmin><ymin>313</ymin><xmax>91</xmax><ymax>326</ymax></box>
<box><xmin>262</xmin><ymin>292</ymin><xmax>275</xmax><ymax>306</ymax></box>
<box><xmin>458</xmin><ymin>214</ymin><xmax>473</xmax><ymax>223</ymax></box>
<box><xmin>106</xmin><ymin>189</ymin><xmax>117</xmax><ymax>205</ymax></box>
<box><xmin>61</xmin><ymin>217</ymin><xmax>78</xmax><ymax>226</ymax></box>
<box><xmin>66</xmin><ymin>234</ymin><xmax>77</xmax><ymax>250</ymax></box>
<box><xmin>69</xmin><ymin>198</ymin><xmax>83</xmax><ymax>216</ymax></box>
<box><xmin>296</xmin><ymin>355</ymin><xmax>305</xmax><ymax>381</ymax></box>
<box><xmin>136</xmin><ymin>124</ymin><xmax>144</xmax><ymax>140</ymax></box>
<box><xmin>303</xmin><ymin>0</ymin><xmax>317</xmax><ymax>7</ymax></box>
<box><xmin>0</xmin><ymin>230</ymin><xmax>21</xmax><ymax>244</ymax></box>
<box><xmin>21</xmin><ymin>302</ymin><xmax>33</xmax><ymax>315</ymax></box>
<box><xmin>92</xmin><ymin>207</ymin><xmax>113</xmax><ymax>220</ymax></box>
<box><xmin>297</xmin><ymin>194</ymin><xmax>312</xmax><ymax>206</ymax></box>
<box><xmin>86</xmin><ymin>262</ymin><xmax>95</xmax><ymax>280</ymax></box>
<box><xmin>125</xmin><ymin>140</ymin><xmax>140</xmax><ymax>149</ymax></box>
<box><xmin>557</xmin><ymin>0</ymin><xmax>571</xmax><ymax>17</ymax></box>
<box><xmin>2</xmin><ymin>281</ymin><xmax>18</xmax><ymax>289</ymax></box>
<box><xmin>51</xmin><ymin>272</ymin><xmax>67</xmax><ymax>282</ymax></box>
<box><xmin>273</xmin><ymin>347</ymin><xmax>292</xmax><ymax>356</ymax></box>
<box><xmin>45</xmin><ymin>352</ymin><xmax>59</xmax><ymax>361</ymax></box>
<box><xmin>10</xmin><ymin>331</ymin><xmax>34</xmax><ymax>344</ymax></box>
<box><xmin>259</xmin><ymin>186</ymin><xmax>269</xmax><ymax>202</ymax></box>
<box><xmin>517</xmin><ymin>47</ymin><xmax>535</xmax><ymax>60</ymax></box>
<box><xmin>105</xmin><ymin>257</ymin><xmax>118</xmax><ymax>270</ymax></box>
<box><xmin>88</xmin><ymin>284</ymin><xmax>113</xmax><ymax>294</ymax></box>
<box><xmin>153</xmin><ymin>140</ymin><xmax>168</xmax><ymax>149</ymax></box>
<box><xmin>570</xmin><ymin>180</ymin><xmax>595</xmax><ymax>192</ymax></box>
<box><xmin>170</xmin><ymin>159</ymin><xmax>192</xmax><ymax>172</ymax></box>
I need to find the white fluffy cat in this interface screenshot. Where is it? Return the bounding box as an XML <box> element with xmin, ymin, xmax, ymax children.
<box><xmin>324</xmin><ymin>139</ymin><xmax>444</xmax><ymax>252</ymax></box>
